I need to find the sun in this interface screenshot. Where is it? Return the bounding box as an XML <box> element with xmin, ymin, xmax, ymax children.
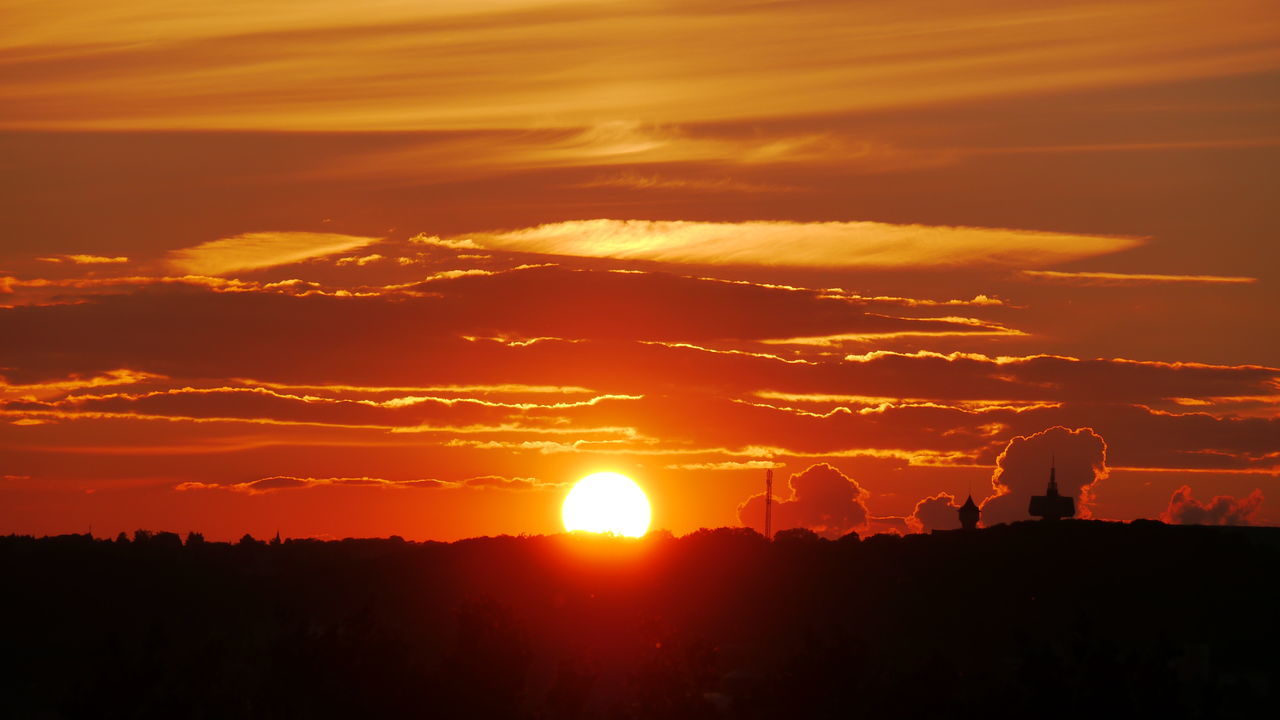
<box><xmin>562</xmin><ymin>472</ymin><xmax>652</xmax><ymax>537</ymax></box>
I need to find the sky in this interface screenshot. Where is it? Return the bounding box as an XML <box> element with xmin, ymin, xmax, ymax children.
<box><xmin>1</xmin><ymin>0</ymin><xmax>1277</xmax><ymax>540</ymax></box>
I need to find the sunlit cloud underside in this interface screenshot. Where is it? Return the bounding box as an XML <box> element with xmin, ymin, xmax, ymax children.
<box><xmin>445</xmin><ymin>219</ymin><xmax>1143</xmax><ymax>269</ymax></box>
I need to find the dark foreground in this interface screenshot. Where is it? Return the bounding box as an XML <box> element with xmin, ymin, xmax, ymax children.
<box><xmin>3</xmin><ymin>520</ymin><xmax>1277</xmax><ymax>719</ymax></box>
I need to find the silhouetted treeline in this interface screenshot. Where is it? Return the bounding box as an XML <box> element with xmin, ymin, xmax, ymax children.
<box><xmin>2</xmin><ymin>521</ymin><xmax>1277</xmax><ymax>719</ymax></box>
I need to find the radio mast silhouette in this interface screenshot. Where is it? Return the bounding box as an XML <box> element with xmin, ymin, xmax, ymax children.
<box><xmin>765</xmin><ymin>468</ymin><xmax>773</xmax><ymax>540</ymax></box>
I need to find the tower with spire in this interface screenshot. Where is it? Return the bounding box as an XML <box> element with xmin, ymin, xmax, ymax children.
<box><xmin>958</xmin><ymin>494</ymin><xmax>980</xmax><ymax>530</ymax></box>
<box><xmin>1028</xmin><ymin>457</ymin><xmax>1075</xmax><ymax>521</ymax></box>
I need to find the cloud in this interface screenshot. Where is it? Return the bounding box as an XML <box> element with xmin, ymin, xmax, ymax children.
<box><xmin>568</xmin><ymin>172</ymin><xmax>798</xmax><ymax>194</ymax></box>
<box><xmin>3</xmin><ymin>317</ymin><xmax>1276</xmax><ymax>473</ymax></box>
<box><xmin>980</xmin><ymin>426</ymin><xmax>1109</xmax><ymax>526</ymax></box>
<box><xmin>0</xmin><ymin>369</ymin><xmax>163</xmax><ymax>400</ymax></box>
<box><xmin>176</xmin><ymin>475</ymin><xmax>452</xmax><ymax>494</ymax></box>
<box><xmin>447</xmin><ymin>219</ymin><xmax>1141</xmax><ymax>269</ymax></box>
<box><xmin>758</xmin><ymin>316</ymin><xmax>1025</xmax><ymax>345</ymax></box>
<box><xmin>1161</xmin><ymin>485</ymin><xmax>1264</xmax><ymax>525</ymax></box>
<box><xmin>1022</xmin><ymin>270</ymin><xmax>1257</xmax><ymax>285</ymax></box>
<box><xmin>665</xmin><ymin>460</ymin><xmax>782</xmax><ymax>471</ymax></box>
<box><xmin>176</xmin><ymin>474</ymin><xmax>572</xmax><ymax>495</ymax></box>
<box><xmin>3</xmin><ymin>384</ymin><xmax>639</xmax><ymax>434</ymax></box>
<box><xmin>335</xmin><ymin>254</ymin><xmax>385</xmax><ymax>267</ymax></box>
<box><xmin>36</xmin><ymin>255</ymin><xmax>129</xmax><ymax>264</ymax></box>
<box><xmin>7</xmin><ymin>1</ymin><xmax>1275</xmax><ymax>131</ymax></box>
<box><xmin>166</xmin><ymin>231</ymin><xmax>380</xmax><ymax>275</ymax></box>
<box><xmin>908</xmin><ymin>492</ymin><xmax>963</xmax><ymax>533</ymax></box>
<box><xmin>737</xmin><ymin>463</ymin><xmax>869</xmax><ymax>539</ymax></box>
<box><xmin>865</xmin><ymin>516</ymin><xmax>910</xmax><ymax>536</ymax></box>
<box><xmin>0</xmin><ymin>274</ymin><xmax>372</xmax><ymax>308</ymax></box>
<box><xmin>412</xmin><ymin>266</ymin><xmax>1007</xmax><ymax>341</ymax></box>
<box><xmin>409</xmin><ymin>234</ymin><xmax>482</xmax><ymax>250</ymax></box>
<box><xmin>460</xmin><ymin>475</ymin><xmax>567</xmax><ymax>490</ymax></box>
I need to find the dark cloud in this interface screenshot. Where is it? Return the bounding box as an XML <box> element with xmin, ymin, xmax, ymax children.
<box><xmin>1</xmin><ymin>278</ymin><xmax>1276</xmax><ymax>413</ymax></box>
<box><xmin>865</xmin><ymin>515</ymin><xmax>910</xmax><ymax>536</ymax></box>
<box><xmin>908</xmin><ymin>492</ymin><xmax>963</xmax><ymax>533</ymax></box>
<box><xmin>398</xmin><ymin>265</ymin><xmax>1004</xmax><ymax>342</ymax></box>
<box><xmin>737</xmin><ymin>463</ymin><xmax>868</xmax><ymax>539</ymax></box>
<box><xmin>1161</xmin><ymin>485</ymin><xmax>1264</xmax><ymax>526</ymax></box>
<box><xmin>980</xmin><ymin>426</ymin><xmax>1108</xmax><ymax>526</ymax></box>
<box><xmin>9</xmin><ymin>384</ymin><xmax>1277</xmax><ymax>476</ymax></box>
<box><xmin>0</xmin><ymin>270</ymin><xmax>1003</xmax><ymax>383</ymax></box>
<box><xmin>995</xmin><ymin>404</ymin><xmax>1280</xmax><ymax>471</ymax></box>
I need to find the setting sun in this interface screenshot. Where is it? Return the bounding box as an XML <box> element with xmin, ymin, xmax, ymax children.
<box><xmin>562</xmin><ymin>472</ymin><xmax>652</xmax><ymax>537</ymax></box>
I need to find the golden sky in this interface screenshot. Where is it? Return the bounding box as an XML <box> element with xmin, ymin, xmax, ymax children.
<box><xmin>1</xmin><ymin>0</ymin><xmax>1277</xmax><ymax>539</ymax></box>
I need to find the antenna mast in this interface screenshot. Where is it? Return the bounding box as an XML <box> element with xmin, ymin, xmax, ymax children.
<box><xmin>765</xmin><ymin>468</ymin><xmax>773</xmax><ymax>540</ymax></box>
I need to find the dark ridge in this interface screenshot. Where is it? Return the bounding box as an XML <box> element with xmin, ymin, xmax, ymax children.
<box><xmin>2</xmin><ymin>520</ymin><xmax>1277</xmax><ymax>719</ymax></box>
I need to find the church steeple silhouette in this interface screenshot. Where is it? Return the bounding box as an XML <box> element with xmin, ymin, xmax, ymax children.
<box><xmin>1028</xmin><ymin>456</ymin><xmax>1074</xmax><ymax>521</ymax></box>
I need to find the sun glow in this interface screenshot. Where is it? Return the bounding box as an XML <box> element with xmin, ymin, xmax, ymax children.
<box><xmin>561</xmin><ymin>472</ymin><xmax>651</xmax><ymax>537</ymax></box>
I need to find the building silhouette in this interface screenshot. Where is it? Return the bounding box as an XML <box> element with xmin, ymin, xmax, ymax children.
<box><xmin>1028</xmin><ymin>460</ymin><xmax>1075</xmax><ymax>521</ymax></box>
<box><xmin>958</xmin><ymin>494</ymin><xmax>980</xmax><ymax>530</ymax></box>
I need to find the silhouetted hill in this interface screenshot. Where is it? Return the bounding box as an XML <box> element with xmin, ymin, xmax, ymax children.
<box><xmin>2</xmin><ymin>520</ymin><xmax>1276</xmax><ymax>719</ymax></box>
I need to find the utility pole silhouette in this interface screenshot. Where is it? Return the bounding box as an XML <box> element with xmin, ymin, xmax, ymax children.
<box><xmin>765</xmin><ymin>468</ymin><xmax>773</xmax><ymax>540</ymax></box>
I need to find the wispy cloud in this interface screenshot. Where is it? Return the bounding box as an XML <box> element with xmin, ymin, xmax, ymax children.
<box><xmin>569</xmin><ymin>172</ymin><xmax>798</xmax><ymax>194</ymax></box>
<box><xmin>175</xmin><ymin>475</ymin><xmax>453</xmax><ymax>494</ymax></box>
<box><xmin>36</xmin><ymin>254</ymin><xmax>129</xmax><ymax>264</ymax></box>
<box><xmin>665</xmin><ymin>460</ymin><xmax>783</xmax><ymax>471</ymax></box>
<box><xmin>447</xmin><ymin>219</ymin><xmax>1141</xmax><ymax>269</ymax></box>
<box><xmin>166</xmin><ymin>231</ymin><xmax>380</xmax><ymax>275</ymax></box>
<box><xmin>460</xmin><ymin>475</ymin><xmax>568</xmax><ymax>490</ymax></box>
<box><xmin>1022</xmin><ymin>270</ymin><xmax>1257</xmax><ymax>285</ymax></box>
<box><xmin>6</xmin><ymin>1</ymin><xmax>1277</xmax><ymax>131</ymax></box>
<box><xmin>0</xmin><ymin>369</ymin><xmax>163</xmax><ymax>401</ymax></box>
<box><xmin>757</xmin><ymin>316</ymin><xmax>1027</xmax><ymax>346</ymax></box>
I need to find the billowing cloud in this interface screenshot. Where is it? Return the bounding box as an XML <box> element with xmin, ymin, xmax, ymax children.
<box><xmin>448</xmin><ymin>219</ymin><xmax>1141</xmax><ymax>269</ymax></box>
<box><xmin>737</xmin><ymin>463</ymin><xmax>868</xmax><ymax>539</ymax></box>
<box><xmin>1161</xmin><ymin>485</ymin><xmax>1264</xmax><ymax>525</ymax></box>
<box><xmin>908</xmin><ymin>492</ymin><xmax>963</xmax><ymax>533</ymax></box>
<box><xmin>980</xmin><ymin>426</ymin><xmax>1109</xmax><ymax>526</ymax></box>
<box><xmin>166</xmin><ymin>232</ymin><xmax>380</xmax><ymax>275</ymax></box>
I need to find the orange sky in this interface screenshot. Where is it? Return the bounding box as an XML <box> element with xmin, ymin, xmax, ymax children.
<box><xmin>1</xmin><ymin>0</ymin><xmax>1277</xmax><ymax>539</ymax></box>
